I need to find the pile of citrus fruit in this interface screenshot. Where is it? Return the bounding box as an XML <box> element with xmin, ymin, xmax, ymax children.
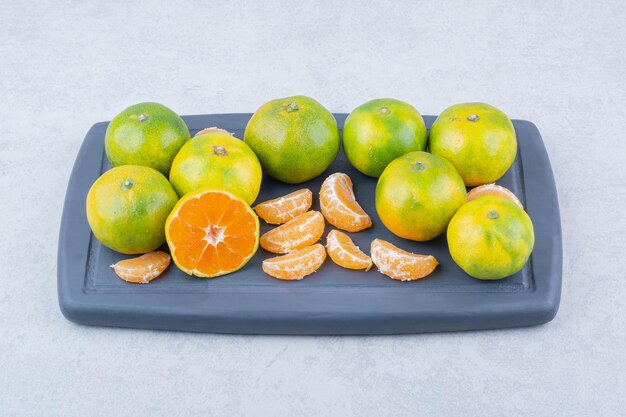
<box><xmin>86</xmin><ymin>97</ymin><xmax>534</xmax><ymax>284</ymax></box>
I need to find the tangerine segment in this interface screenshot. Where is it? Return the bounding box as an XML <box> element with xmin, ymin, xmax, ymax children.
<box><xmin>319</xmin><ymin>173</ymin><xmax>372</xmax><ymax>232</ymax></box>
<box><xmin>194</xmin><ymin>127</ymin><xmax>233</xmax><ymax>137</ymax></box>
<box><xmin>165</xmin><ymin>189</ymin><xmax>259</xmax><ymax>278</ymax></box>
<box><xmin>466</xmin><ymin>183</ymin><xmax>523</xmax><ymax>209</ymax></box>
<box><xmin>370</xmin><ymin>239</ymin><xmax>438</xmax><ymax>281</ymax></box>
<box><xmin>326</xmin><ymin>229</ymin><xmax>372</xmax><ymax>271</ymax></box>
<box><xmin>262</xmin><ymin>244</ymin><xmax>326</xmax><ymax>280</ymax></box>
<box><xmin>260</xmin><ymin>210</ymin><xmax>325</xmax><ymax>254</ymax></box>
<box><xmin>254</xmin><ymin>189</ymin><xmax>313</xmax><ymax>225</ymax></box>
<box><xmin>112</xmin><ymin>251</ymin><xmax>171</xmax><ymax>284</ymax></box>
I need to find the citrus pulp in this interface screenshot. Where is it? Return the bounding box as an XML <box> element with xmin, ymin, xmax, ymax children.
<box><xmin>319</xmin><ymin>173</ymin><xmax>372</xmax><ymax>232</ymax></box>
<box><xmin>325</xmin><ymin>230</ymin><xmax>372</xmax><ymax>271</ymax></box>
<box><xmin>112</xmin><ymin>251</ymin><xmax>171</xmax><ymax>283</ymax></box>
<box><xmin>262</xmin><ymin>244</ymin><xmax>327</xmax><ymax>281</ymax></box>
<box><xmin>165</xmin><ymin>189</ymin><xmax>260</xmax><ymax>278</ymax></box>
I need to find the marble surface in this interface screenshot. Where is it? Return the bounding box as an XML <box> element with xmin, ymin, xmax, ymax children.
<box><xmin>1</xmin><ymin>1</ymin><xmax>625</xmax><ymax>416</ymax></box>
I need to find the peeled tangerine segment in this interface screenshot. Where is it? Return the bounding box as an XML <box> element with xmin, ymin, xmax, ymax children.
<box><xmin>370</xmin><ymin>239</ymin><xmax>438</xmax><ymax>281</ymax></box>
<box><xmin>467</xmin><ymin>183</ymin><xmax>523</xmax><ymax>209</ymax></box>
<box><xmin>112</xmin><ymin>251</ymin><xmax>170</xmax><ymax>284</ymax></box>
<box><xmin>254</xmin><ymin>188</ymin><xmax>313</xmax><ymax>225</ymax></box>
<box><xmin>194</xmin><ymin>127</ymin><xmax>233</xmax><ymax>136</ymax></box>
<box><xmin>260</xmin><ymin>210</ymin><xmax>325</xmax><ymax>254</ymax></box>
<box><xmin>319</xmin><ymin>172</ymin><xmax>372</xmax><ymax>232</ymax></box>
<box><xmin>262</xmin><ymin>243</ymin><xmax>326</xmax><ymax>280</ymax></box>
<box><xmin>165</xmin><ymin>190</ymin><xmax>259</xmax><ymax>278</ymax></box>
<box><xmin>326</xmin><ymin>229</ymin><xmax>372</xmax><ymax>271</ymax></box>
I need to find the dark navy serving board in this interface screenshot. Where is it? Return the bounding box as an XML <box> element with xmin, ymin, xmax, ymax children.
<box><xmin>58</xmin><ymin>114</ymin><xmax>562</xmax><ymax>334</ymax></box>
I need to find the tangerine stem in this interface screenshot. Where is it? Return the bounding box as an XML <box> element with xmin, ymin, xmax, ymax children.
<box><xmin>285</xmin><ymin>102</ymin><xmax>299</xmax><ymax>113</ymax></box>
<box><xmin>412</xmin><ymin>162</ymin><xmax>426</xmax><ymax>172</ymax></box>
<box><xmin>212</xmin><ymin>146</ymin><xmax>228</xmax><ymax>156</ymax></box>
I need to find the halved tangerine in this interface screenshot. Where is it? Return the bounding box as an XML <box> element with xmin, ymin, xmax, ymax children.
<box><xmin>260</xmin><ymin>210</ymin><xmax>325</xmax><ymax>254</ymax></box>
<box><xmin>466</xmin><ymin>183</ymin><xmax>523</xmax><ymax>209</ymax></box>
<box><xmin>165</xmin><ymin>189</ymin><xmax>259</xmax><ymax>278</ymax></box>
<box><xmin>370</xmin><ymin>239</ymin><xmax>438</xmax><ymax>281</ymax></box>
<box><xmin>112</xmin><ymin>251</ymin><xmax>171</xmax><ymax>283</ymax></box>
<box><xmin>326</xmin><ymin>229</ymin><xmax>372</xmax><ymax>271</ymax></box>
<box><xmin>319</xmin><ymin>172</ymin><xmax>372</xmax><ymax>232</ymax></box>
<box><xmin>262</xmin><ymin>243</ymin><xmax>326</xmax><ymax>280</ymax></box>
<box><xmin>254</xmin><ymin>188</ymin><xmax>313</xmax><ymax>225</ymax></box>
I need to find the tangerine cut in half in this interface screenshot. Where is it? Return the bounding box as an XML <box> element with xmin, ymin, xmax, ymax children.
<box><xmin>112</xmin><ymin>251</ymin><xmax>171</xmax><ymax>284</ymax></box>
<box><xmin>262</xmin><ymin>243</ymin><xmax>326</xmax><ymax>280</ymax></box>
<box><xmin>466</xmin><ymin>183</ymin><xmax>523</xmax><ymax>209</ymax></box>
<box><xmin>260</xmin><ymin>210</ymin><xmax>325</xmax><ymax>254</ymax></box>
<box><xmin>326</xmin><ymin>229</ymin><xmax>372</xmax><ymax>271</ymax></box>
<box><xmin>319</xmin><ymin>172</ymin><xmax>372</xmax><ymax>232</ymax></box>
<box><xmin>165</xmin><ymin>189</ymin><xmax>259</xmax><ymax>278</ymax></box>
<box><xmin>254</xmin><ymin>188</ymin><xmax>313</xmax><ymax>225</ymax></box>
<box><xmin>370</xmin><ymin>239</ymin><xmax>438</xmax><ymax>281</ymax></box>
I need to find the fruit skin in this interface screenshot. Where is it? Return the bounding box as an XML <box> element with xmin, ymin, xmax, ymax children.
<box><xmin>105</xmin><ymin>102</ymin><xmax>190</xmax><ymax>176</ymax></box>
<box><xmin>86</xmin><ymin>165</ymin><xmax>179</xmax><ymax>254</ymax></box>
<box><xmin>244</xmin><ymin>96</ymin><xmax>340</xmax><ymax>183</ymax></box>
<box><xmin>447</xmin><ymin>196</ymin><xmax>535</xmax><ymax>280</ymax></box>
<box><xmin>169</xmin><ymin>131</ymin><xmax>262</xmax><ymax>205</ymax></box>
<box><xmin>429</xmin><ymin>102</ymin><xmax>517</xmax><ymax>186</ymax></box>
<box><xmin>342</xmin><ymin>98</ymin><xmax>427</xmax><ymax>177</ymax></box>
<box><xmin>376</xmin><ymin>151</ymin><xmax>467</xmax><ymax>241</ymax></box>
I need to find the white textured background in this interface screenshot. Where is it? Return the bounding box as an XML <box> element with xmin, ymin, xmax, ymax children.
<box><xmin>1</xmin><ymin>1</ymin><xmax>625</xmax><ymax>416</ymax></box>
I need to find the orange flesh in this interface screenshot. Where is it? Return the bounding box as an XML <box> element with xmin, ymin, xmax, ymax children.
<box><xmin>326</xmin><ymin>229</ymin><xmax>372</xmax><ymax>271</ymax></box>
<box><xmin>254</xmin><ymin>188</ymin><xmax>313</xmax><ymax>224</ymax></box>
<box><xmin>466</xmin><ymin>183</ymin><xmax>523</xmax><ymax>209</ymax></box>
<box><xmin>370</xmin><ymin>239</ymin><xmax>438</xmax><ymax>281</ymax></box>
<box><xmin>260</xmin><ymin>210</ymin><xmax>325</xmax><ymax>254</ymax></box>
<box><xmin>319</xmin><ymin>173</ymin><xmax>372</xmax><ymax>232</ymax></box>
<box><xmin>112</xmin><ymin>251</ymin><xmax>171</xmax><ymax>283</ymax></box>
<box><xmin>194</xmin><ymin>127</ymin><xmax>233</xmax><ymax>137</ymax></box>
<box><xmin>262</xmin><ymin>243</ymin><xmax>326</xmax><ymax>280</ymax></box>
<box><xmin>166</xmin><ymin>190</ymin><xmax>259</xmax><ymax>277</ymax></box>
